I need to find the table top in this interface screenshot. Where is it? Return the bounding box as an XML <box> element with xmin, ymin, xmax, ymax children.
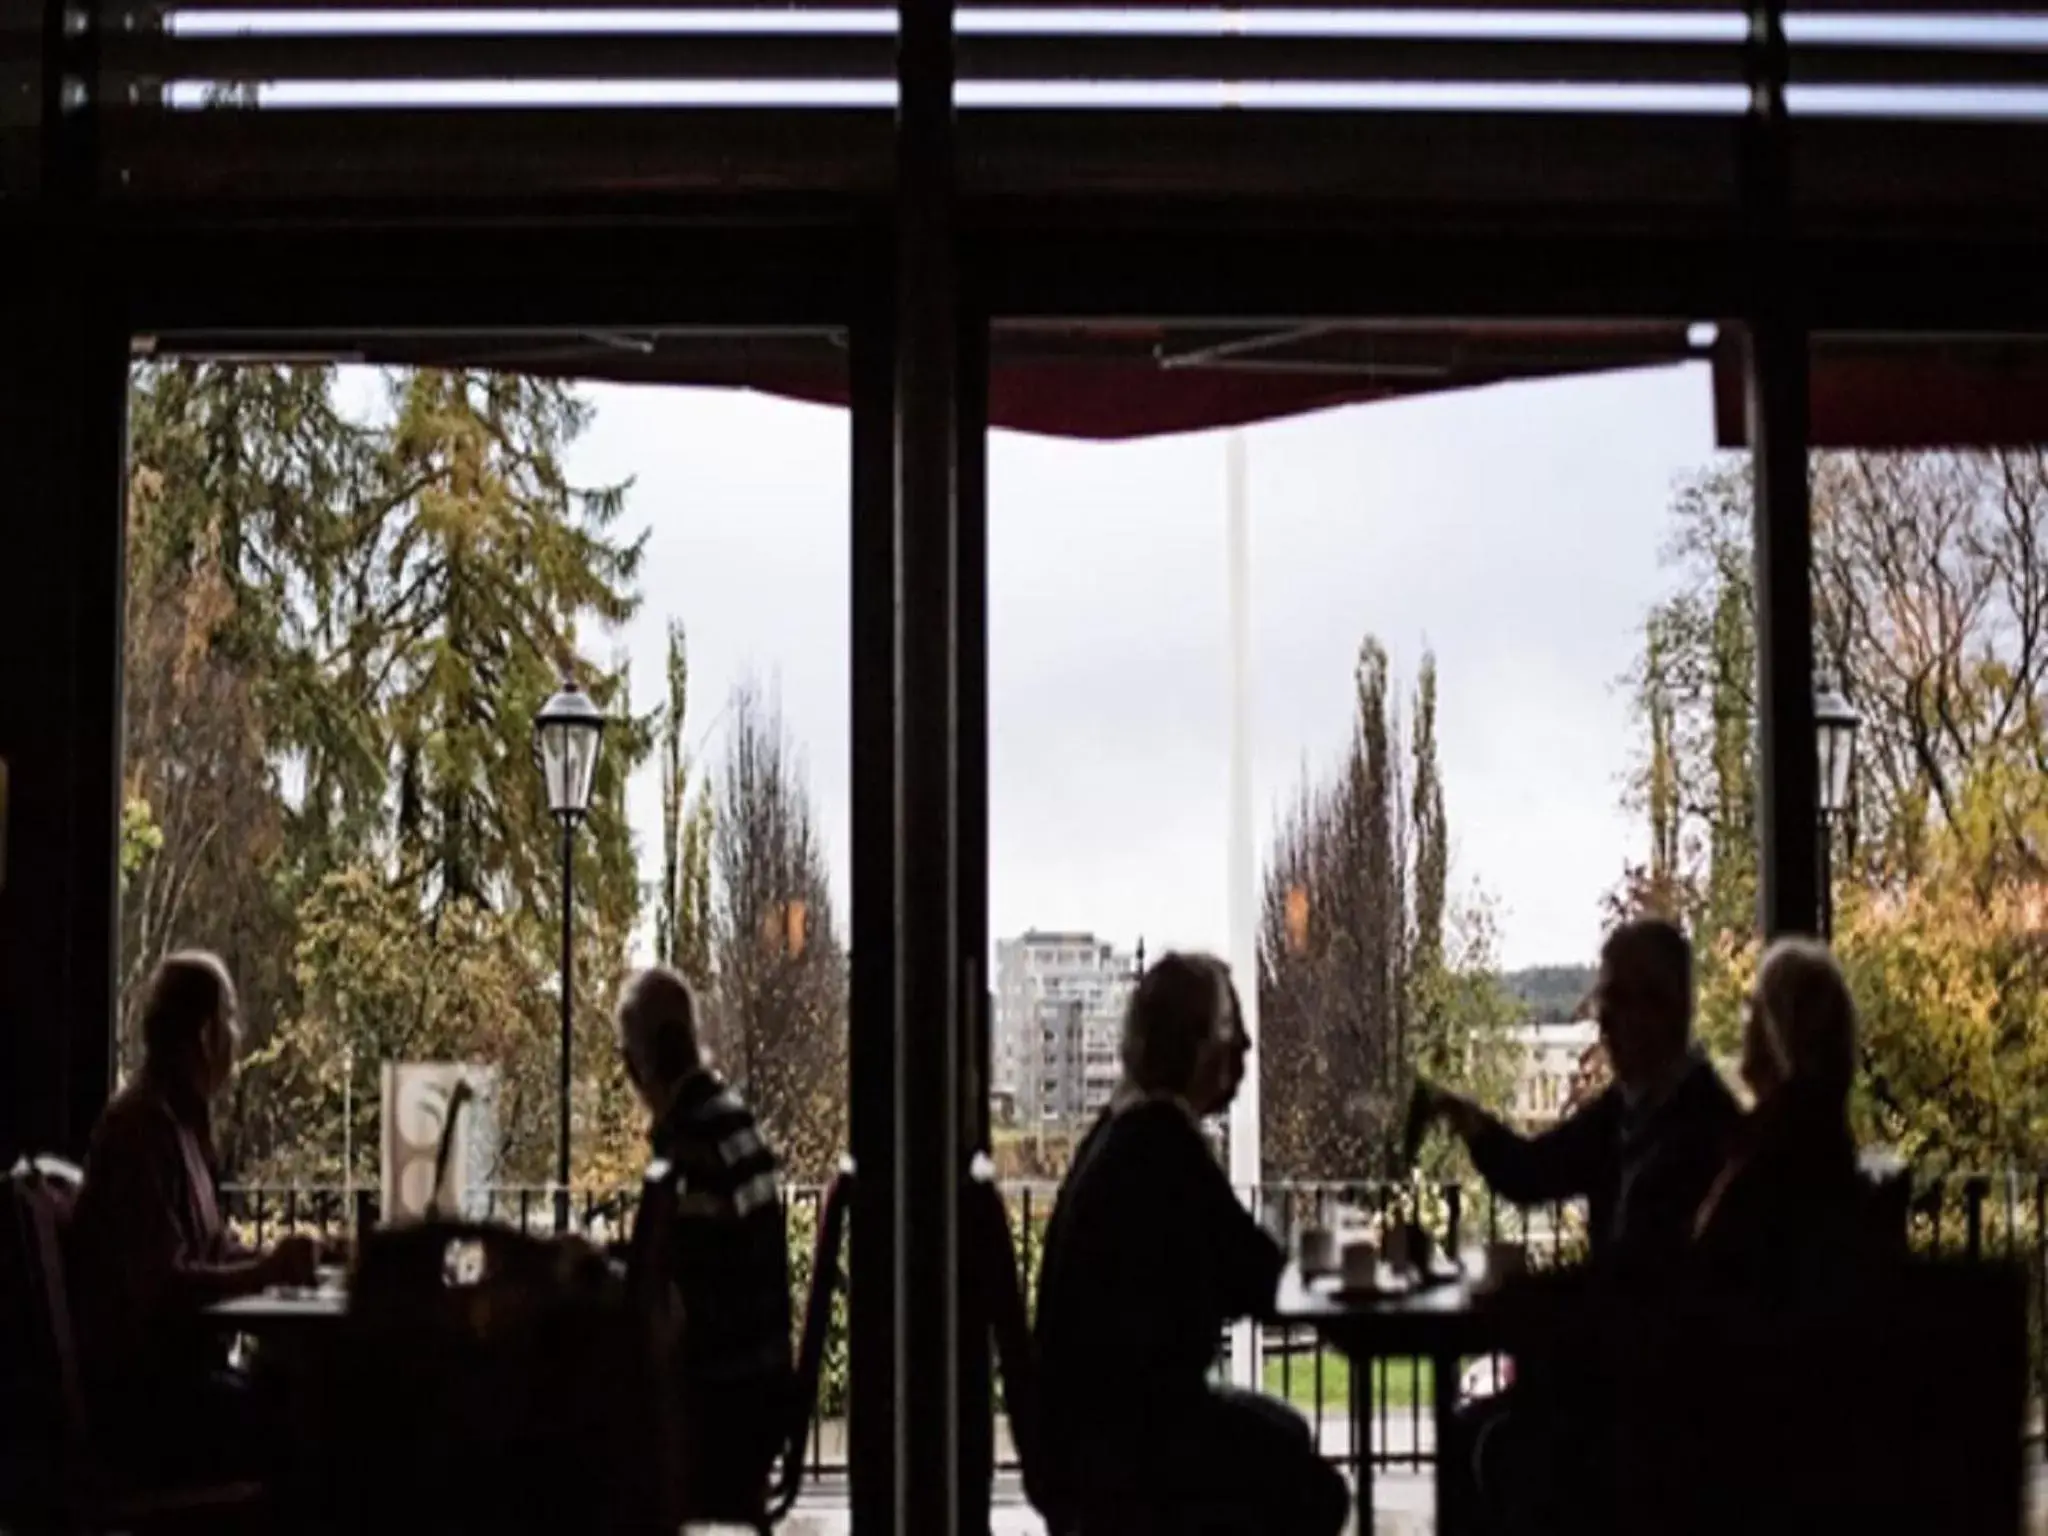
<box><xmin>205</xmin><ymin>1283</ymin><xmax>348</xmax><ymax>1330</ymax></box>
<box><xmin>1273</xmin><ymin>1261</ymin><xmax>1516</xmax><ymax>1358</ymax></box>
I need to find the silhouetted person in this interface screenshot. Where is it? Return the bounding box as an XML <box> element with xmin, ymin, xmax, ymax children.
<box><xmin>1691</xmin><ymin>937</ymin><xmax>1865</xmax><ymax>1295</ymax></box>
<box><xmin>70</xmin><ymin>950</ymin><xmax>316</xmax><ymax>1482</ymax></box>
<box><xmin>1035</xmin><ymin>952</ymin><xmax>1347</xmax><ymax>1536</ymax></box>
<box><xmin>615</xmin><ymin>966</ymin><xmax>793</xmax><ymax>1523</ymax></box>
<box><xmin>1421</xmin><ymin>918</ymin><xmax>1739</xmax><ymax>1288</ymax></box>
<box><xmin>1417</xmin><ymin>919</ymin><xmax>1738</xmax><ymax>1536</ymax></box>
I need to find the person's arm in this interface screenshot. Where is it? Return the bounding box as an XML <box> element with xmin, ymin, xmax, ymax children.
<box><xmin>1116</xmin><ymin>1102</ymin><xmax>1283</xmax><ymax>1325</ymax></box>
<box><xmin>1170</xmin><ymin>1114</ymin><xmax>1283</xmax><ymax>1321</ymax></box>
<box><xmin>1214</xmin><ymin>1178</ymin><xmax>1285</xmax><ymax>1322</ymax></box>
<box><xmin>1610</xmin><ymin>1097</ymin><xmax>1741</xmax><ymax>1286</ymax></box>
<box><xmin>1438</xmin><ymin>1089</ymin><xmax>1616</xmax><ymax>1207</ymax></box>
<box><xmin>100</xmin><ymin>1115</ymin><xmax>300</xmax><ymax>1314</ymax></box>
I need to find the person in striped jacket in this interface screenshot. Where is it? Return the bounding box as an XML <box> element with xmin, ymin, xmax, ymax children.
<box><xmin>617</xmin><ymin>966</ymin><xmax>794</xmax><ymax>1523</ymax></box>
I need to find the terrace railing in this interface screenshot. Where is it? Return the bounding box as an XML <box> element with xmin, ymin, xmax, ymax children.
<box><xmin>218</xmin><ymin>1172</ymin><xmax>2048</xmax><ymax>1485</ymax></box>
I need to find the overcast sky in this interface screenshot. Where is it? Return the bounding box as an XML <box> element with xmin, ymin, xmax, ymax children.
<box><xmin>569</xmin><ymin>359</ymin><xmax>1722</xmax><ymax>972</ymax></box>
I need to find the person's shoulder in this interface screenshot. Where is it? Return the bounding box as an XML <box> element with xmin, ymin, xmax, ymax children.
<box><xmin>1680</xmin><ymin>1058</ymin><xmax>1742</xmax><ymax>1122</ymax></box>
<box><xmin>78</xmin><ymin>1083</ymin><xmax>179</xmax><ymax>1202</ymax></box>
<box><xmin>1099</xmin><ymin>1100</ymin><xmax>1218</xmax><ymax>1180</ymax></box>
<box><xmin>1107</xmin><ymin>1097</ymin><xmax>1200</xmax><ymax>1144</ymax></box>
<box><xmin>676</xmin><ymin>1074</ymin><xmax>761</xmax><ymax>1137</ymax></box>
<box><xmin>674</xmin><ymin>1075</ymin><xmax>781</xmax><ymax>1178</ymax></box>
<box><xmin>90</xmin><ymin>1080</ymin><xmax>176</xmax><ymax>1148</ymax></box>
<box><xmin>1559</xmin><ymin>1083</ymin><xmax>1624</xmax><ymax>1131</ymax></box>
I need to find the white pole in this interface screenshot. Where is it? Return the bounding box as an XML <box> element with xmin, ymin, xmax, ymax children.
<box><xmin>342</xmin><ymin>1044</ymin><xmax>354</xmax><ymax>1212</ymax></box>
<box><xmin>1225</xmin><ymin>429</ymin><xmax>1262</xmax><ymax>1390</ymax></box>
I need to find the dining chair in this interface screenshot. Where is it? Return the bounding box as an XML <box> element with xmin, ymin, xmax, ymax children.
<box><xmin>757</xmin><ymin>1157</ymin><xmax>854</xmax><ymax>1535</ymax></box>
<box><xmin>2</xmin><ymin>1156</ymin><xmax>263</xmax><ymax>1532</ymax></box>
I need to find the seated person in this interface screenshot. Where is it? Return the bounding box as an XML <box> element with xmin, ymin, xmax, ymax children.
<box><xmin>1420</xmin><ymin>917</ymin><xmax>1739</xmax><ymax>1289</ymax></box>
<box><xmin>1414</xmin><ymin>918</ymin><xmax>1738</xmax><ymax>1535</ymax></box>
<box><xmin>615</xmin><ymin>966</ymin><xmax>793</xmax><ymax>1522</ymax></box>
<box><xmin>1033</xmin><ymin>952</ymin><xmax>1346</xmax><ymax>1536</ymax></box>
<box><xmin>1691</xmin><ymin>936</ymin><xmax>1867</xmax><ymax>1296</ymax></box>
<box><xmin>69</xmin><ymin>950</ymin><xmax>316</xmax><ymax>1482</ymax></box>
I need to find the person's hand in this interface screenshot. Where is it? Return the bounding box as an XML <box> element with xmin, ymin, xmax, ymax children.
<box><xmin>1430</xmin><ymin>1088</ymin><xmax>1487</xmax><ymax>1142</ymax></box>
<box><xmin>263</xmin><ymin>1233</ymin><xmax>319</xmax><ymax>1289</ymax></box>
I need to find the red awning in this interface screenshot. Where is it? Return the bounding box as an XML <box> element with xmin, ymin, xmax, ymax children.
<box><xmin>1713</xmin><ymin>338</ymin><xmax>2048</xmax><ymax>451</ymax></box>
<box><xmin>153</xmin><ymin>323</ymin><xmax>2048</xmax><ymax>449</ymax></box>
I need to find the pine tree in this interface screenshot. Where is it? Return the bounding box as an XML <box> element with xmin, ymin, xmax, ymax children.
<box><xmin>121</xmin><ymin>361</ymin><xmax>376</xmax><ymax>1167</ymax></box>
<box><xmin>1409</xmin><ymin>652</ymin><xmax>1448</xmax><ymax>984</ymax></box>
<box><xmin>1258</xmin><ymin>638</ymin><xmax>1511</xmax><ymax>1178</ymax></box>
<box><xmin>372</xmin><ymin>368</ymin><xmax>648</xmax><ymax>927</ymax></box>
<box><xmin>657</xmin><ymin>620</ymin><xmax>715</xmax><ymax>990</ymax></box>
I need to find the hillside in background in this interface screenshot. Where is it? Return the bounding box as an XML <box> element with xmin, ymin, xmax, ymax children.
<box><xmin>1498</xmin><ymin>965</ymin><xmax>1594</xmax><ymax>1022</ymax></box>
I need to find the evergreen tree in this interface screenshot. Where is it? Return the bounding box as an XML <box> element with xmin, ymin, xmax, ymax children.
<box><xmin>1258</xmin><ymin>639</ymin><xmax>1513</xmax><ymax>1179</ymax></box>
<box><xmin>373</xmin><ymin>369</ymin><xmax>647</xmax><ymax>927</ymax></box>
<box><xmin>1410</xmin><ymin>653</ymin><xmax>1447</xmax><ymax>982</ymax></box>
<box><xmin>657</xmin><ymin>620</ymin><xmax>715</xmax><ymax>990</ymax></box>
<box><xmin>121</xmin><ymin>361</ymin><xmax>659</xmax><ymax>1183</ymax></box>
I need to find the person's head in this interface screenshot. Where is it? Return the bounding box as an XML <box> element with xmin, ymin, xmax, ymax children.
<box><xmin>1589</xmin><ymin>919</ymin><xmax>1694</xmax><ymax>1091</ymax></box>
<box><xmin>1121</xmin><ymin>952</ymin><xmax>1250</xmax><ymax>1117</ymax></box>
<box><xmin>614</xmin><ymin>967</ymin><xmax>704</xmax><ymax>1114</ymax></box>
<box><xmin>1743</xmin><ymin>937</ymin><xmax>1857</xmax><ymax>1109</ymax></box>
<box><xmin>139</xmin><ymin>950</ymin><xmax>239</xmax><ymax>1101</ymax></box>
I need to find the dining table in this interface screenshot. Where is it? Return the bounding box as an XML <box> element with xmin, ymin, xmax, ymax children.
<box><xmin>203</xmin><ymin>1267</ymin><xmax>350</xmax><ymax>1351</ymax></box>
<box><xmin>1272</xmin><ymin>1260</ymin><xmax>1525</xmax><ymax>1535</ymax></box>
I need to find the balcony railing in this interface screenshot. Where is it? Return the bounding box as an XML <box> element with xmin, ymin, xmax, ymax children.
<box><xmin>218</xmin><ymin>1171</ymin><xmax>2048</xmax><ymax>1485</ymax></box>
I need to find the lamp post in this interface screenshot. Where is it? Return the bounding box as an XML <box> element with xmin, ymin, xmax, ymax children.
<box><xmin>1814</xmin><ymin>673</ymin><xmax>1862</xmax><ymax>942</ymax></box>
<box><xmin>534</xmin><ymin>676</ymin><xmax>606</xmax><ymax>1233</ymax></box>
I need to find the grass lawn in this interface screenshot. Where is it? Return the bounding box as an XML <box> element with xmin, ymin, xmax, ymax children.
<box><xmin>1256</xmin><ymin>1349</ymin><xmax>1440</xmax><ymax>1413</ymax></box>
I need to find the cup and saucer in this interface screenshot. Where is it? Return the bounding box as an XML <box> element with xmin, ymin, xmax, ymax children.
<box><xmin>1299</xmin><ymin>1226</ymin><xmax>1382</xmax><ymax>1295</ymax></box>
<box><xmin>1468</xmin><ymin>1240</ymin><xmax>1530</xmax><ymax>1298</ymax></box>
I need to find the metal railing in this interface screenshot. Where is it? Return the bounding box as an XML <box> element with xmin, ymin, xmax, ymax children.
<box><xmin>219</xmin><ymin>1171</ymin><xmax>2046</xmax><ymax>1484</ymax></box>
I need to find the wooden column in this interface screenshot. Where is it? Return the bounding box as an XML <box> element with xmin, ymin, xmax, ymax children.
<box><xmin>849</xmin><ymin>282</ymin><xmax>901</xmax><ymax>1536</ymax></box>
<box><xmin>888</xmin><ymin>0</ymin><xmax>965</xmax><ymax>1522</ymax></box>
<box><xmin>954</xmin><ymin>296</ymin><xmax>992</xmax><ymax>1536</ymax></box>
<box><xmin>1744</xmin><ymin>0</ymin><xmax>1818</xmax><ymax>939</ymax></box>
<box><xmin>0</xmin><ymin>228</ymin><xmax>128</xmax><ymax>1160</ymax></box>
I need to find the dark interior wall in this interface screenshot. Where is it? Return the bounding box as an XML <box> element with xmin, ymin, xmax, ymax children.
<box><xmin>0</xmin><ymin>230</ymin><xmax>127</xmax><ymax>1163</ymax></box>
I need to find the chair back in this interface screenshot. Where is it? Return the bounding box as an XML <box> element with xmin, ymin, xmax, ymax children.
<box><xmin>291</xmin><ymin>1220</ymin><xmax>673</xmax><ymax>1536</ymax></box>
<box><xmin>1858</xmin><ymin>1147</ymin><xmax>1911</xmax><ymax>1259</ymax></box>
<box><xmin>765</xmin><ymin>1160</ymin><xmax>853</xmax><ymax>1526</ymax></box>
<box><xmin>1612</xmin><ymin>1257</ymin><xmax>2024</xmax><ymax>1536</ymax></box>
<box><xmin>965</xmin><ymin>1165</ymin><xmax>1064</xmax><ymax>1526</ymax></box>
<box><xmin>4</xmin><ymin>1158</ymin><xmax>89</xmax><ymax>1461</ymax></box>
<box><xmin>623</xmin><ymin>1157</ymin><xmax>679</xmax><ymax>1319</ymax></box>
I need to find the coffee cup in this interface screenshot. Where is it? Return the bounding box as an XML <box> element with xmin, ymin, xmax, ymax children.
<box><xmin>1385</xmin><ymin>1222</ymin><xmax>1433</xmax><ymax>1275</ymax></box>
<box><xmin>1408</xmin><ymin>1224</ymin><xmax>1437</xmax><ymax>1275</ymax></box>
<box><xmin>1299</xmin><ymin>1226</ymin><xmax>1337</xmax><ymax>1278</ymax></box>
<box><xmin>1339</xmin><ymin>1239</ymin><xmax>1379</xmax><ymax>1292</ymax></box>
<box><xmin>1483</xmin><ymin>1241</ymin><xmax>1528</xmax><ymax>1287</ymax></box>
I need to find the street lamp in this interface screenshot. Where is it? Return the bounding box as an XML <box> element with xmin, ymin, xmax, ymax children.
<box><xmin>1814</xmin><ymin>672</ymin><xmax>1862</xmax><ymax>942</ymax></box>
<box><xmin>534</xmin><ymin>676</ymin><xmax>605</xmax><ymax>1232</ymax></box>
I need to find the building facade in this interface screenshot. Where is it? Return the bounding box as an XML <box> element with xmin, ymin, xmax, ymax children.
<box><xmin>994</xmin><ymin>930</ymin><xmax>1137</xmax><ymax>1127</ymax></box>
<box><xmin>1506</xmin><ymin>1019</ymin><xmax>1603</xmax><ymax>1128</ymax></box>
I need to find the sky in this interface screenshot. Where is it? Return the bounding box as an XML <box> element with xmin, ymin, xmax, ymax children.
<box><xmin>569</xmin><ymin>357</ymin><xmax>1723</xmax><ymax>973</ymax></box>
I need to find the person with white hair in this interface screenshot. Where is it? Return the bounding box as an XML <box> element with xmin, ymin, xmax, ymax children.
<box><xmin>1032</xmin><ymin>952</ymin><xmax>1347</xmax><ymax>1536</ymax></box>
<box><xmin>615</xmin><ymin>965</ymin><xmax>793</xmax><ymax>1523</ymax></box>
<box><xmin>70</xmin><ymin>950</ymin><xmax>318</xmax><ymax>1480</ymax></box>
<box><xmin>1690</xmin><ymin>936</ymin><xmax>1867</xmax><ymax>1291</ymax></box>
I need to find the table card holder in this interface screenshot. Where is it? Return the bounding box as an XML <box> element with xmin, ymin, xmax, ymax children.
<box><xmin>380</xmin><ymin>1063</ymin><xmax>490</xmax><ymax>1224</ymax></box>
